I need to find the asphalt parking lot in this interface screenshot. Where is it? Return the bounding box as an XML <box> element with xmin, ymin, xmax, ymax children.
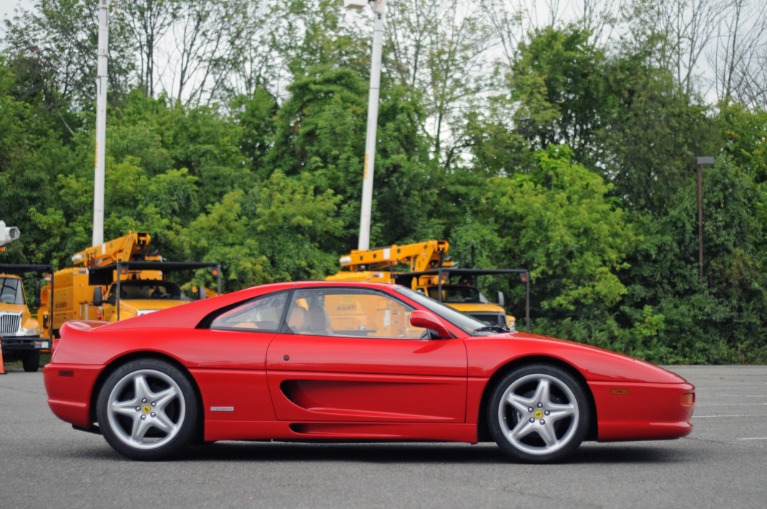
<box><xmin>1</xmin><ymin>364</ymin><xmax>765</xmax><ymax>508</ymax></box>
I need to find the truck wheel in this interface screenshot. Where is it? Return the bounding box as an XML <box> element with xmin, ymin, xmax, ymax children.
<box><xmin>96</xmin><ymin>358</ymin><xmax>198</xmax><ymax>460</ymax></box>
<box><xmin>22</xmin><ymin>351</ymin><xmax>40</xmax><ymax>372</ymax></box>
<box><xmin>488</xmin><ymin>364</ymin><xmax>589</xmax><ymax>463</ymax></box>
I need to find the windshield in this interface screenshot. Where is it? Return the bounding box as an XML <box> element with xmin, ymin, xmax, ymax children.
<box><xmin>394</xmin><ymin>285</ymin><xmax>505</xmax><ymax>336</ymax></box>
<box><xmin>0</xmin><ymin>277</ymin><xmax>25</xmax><ymax>305</ymax></box>
<box><xmin>108</xmin><ymin>280</ymin><xmax>188</xmax><ymax>301</ymax></box>
<box><xmin>427</xmin><ymin>285</ymin><xmax>489</xmax><ymax>304</ymax></box>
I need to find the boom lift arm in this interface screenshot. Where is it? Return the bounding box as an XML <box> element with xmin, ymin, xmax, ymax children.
<box><xmin>328</xmin><ymin>239</ymin><xmax>528</xmax><ymax>332</ymax></box>
<box><xmin>71</xmin><ymin>231</ymin><xmax>154</xmax><ymax>268</ymax></box>
<box><xmin>337</xmin><ymin>240</ymin><xmax>453</xmax><ymax>273</ymax></box>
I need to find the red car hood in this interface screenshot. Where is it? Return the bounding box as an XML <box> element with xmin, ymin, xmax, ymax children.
<box><xmin>466</xmin><ymin>331</ymin><xmax>689</xmax><ymax>385</ymax></box>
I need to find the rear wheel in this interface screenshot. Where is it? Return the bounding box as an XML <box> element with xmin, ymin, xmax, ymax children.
<box><xmin>488</xmin><ymin>364</ymin><xmax>589</xmax><ymax>463</ymax></box>
<box><xmin>96</xmin><ymin>359</ymin><xmax>198</xmax><ymax>460</ymax></box>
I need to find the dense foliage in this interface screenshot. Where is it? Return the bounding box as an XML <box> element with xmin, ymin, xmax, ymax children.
<box><xmin>2</xmin><ymin>1</ymin><xmax>766</xmax><ymax>363</ymax></box>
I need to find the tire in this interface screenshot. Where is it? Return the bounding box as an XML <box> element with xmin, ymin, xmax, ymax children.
<box><xmin>488</xmin><ymin>364</ymin><xmax>589</xmax><ymax>463</ymax></box>
<box><xmin>96</xmin><ymin>358</ymin><xmax>198</xmax><ymax>460</ymax></box>
<box><xmin>22</xmin><ymin>351</ymin><xmax>40</xmax><ymax>373</ymax></box>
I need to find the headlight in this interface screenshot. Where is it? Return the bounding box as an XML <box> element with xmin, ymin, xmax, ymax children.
<box><xmin>21</xmin><ymin>327</ymin><xmax>41</xmax><ymax>336</ymax></box>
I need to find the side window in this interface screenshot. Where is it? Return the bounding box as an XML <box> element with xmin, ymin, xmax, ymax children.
<box><xmin>210</xmin><ymin>292</ymin><xmax>288</xmax><ymax>331</ymax></box>
<box><xmin>287</xmin><ymin>288</ymin><xmax>426</xmax><ymax>339</ymax></box>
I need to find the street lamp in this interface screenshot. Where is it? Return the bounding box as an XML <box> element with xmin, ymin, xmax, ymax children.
<box><xmin>345</xmin><ymin>0</ymin><xmax>386</xmax><ymax>251</ymax></box>
<box><xmin>695</xmin><ymin>156</ymin><xmax>715</xmax><ymax>282</ymax></box>
<box><xmin>0</xmin><ymin>221</ymin><xmax>21</xmax><ymax>251</ymax></box>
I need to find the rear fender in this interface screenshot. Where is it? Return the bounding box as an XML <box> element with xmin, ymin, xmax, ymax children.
<box><xmin>52</xmin><ymin>320</ymin><xmax>111</xmax><ymax>354</ymax></box>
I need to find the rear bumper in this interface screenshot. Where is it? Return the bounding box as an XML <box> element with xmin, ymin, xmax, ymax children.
<box><xmin>43</xmin><ymin>363</ymin><xmax>102</xmax><ymax>429</ymax></box>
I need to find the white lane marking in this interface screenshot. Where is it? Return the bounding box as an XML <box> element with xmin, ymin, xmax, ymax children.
<box><xmin>693</xmin><ymin>414</ymin><xmax>766</xmax><ymax>418</ymax></box>
<box><xmin>695</xmin><ymin>403</ymin><xmax>767</xmax><ymax>407</ymax></box>
<box><xmin>711</xmin><ymin>394</ymin><xmax>767</xmax><ymax>398</ymax></box>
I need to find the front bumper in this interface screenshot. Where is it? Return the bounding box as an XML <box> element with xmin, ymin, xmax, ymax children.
<box><xmin>1</xmin><ymin>336</ymin><xmax>52</xmax><ymax>353</ymax></box>
<box><xmin>589</xmin><ymin>380</ymin><xmax>695</xmax><ymax>441</ymax></box>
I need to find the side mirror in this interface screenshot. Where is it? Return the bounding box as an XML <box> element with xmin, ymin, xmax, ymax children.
<box><xmin>33</xmin><ymin>280</ymin><xmax>41</xmax><ymax>307</ymax></box>
<box><xmin>410</xmin><ymin>310</ymin><xmax>451</xmax><ymax>339</ymax></box>
<box><xmin>497</xmin><ymin>291</ymin><xmax>506</xmax><ymax>308</ymax></box>
<box><xmin>93</xmin><ymin>287</ymin><xmax>103</xmax><ymax>306</ymax></box>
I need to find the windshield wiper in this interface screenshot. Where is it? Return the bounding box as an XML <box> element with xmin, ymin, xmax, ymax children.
<box><xmin>473</xmin><ymin>325</ymin><xmax>510</xmax><ymax>334</ymax></box>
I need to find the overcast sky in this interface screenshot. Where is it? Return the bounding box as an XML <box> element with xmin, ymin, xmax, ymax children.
<box><xmin>0</xmin><ymin>0</ymin><xmax>27</xmax><ymax>37</ymax></box>
<box><xmin>0</xmin><ymin>0</ymin><xmax>21</xmax><ymax>19</ymax></box>
<box><xmin>0</xmin><ymin>0</ymin><xmax>23</xmax><ymax>36</ymax></box>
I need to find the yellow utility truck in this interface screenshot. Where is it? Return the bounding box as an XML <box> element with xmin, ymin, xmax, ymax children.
<box><xmin>38</xmin><ymin>232</ymin><xmax>221</xmax><ymax>337</ymax></box>
<box><xmin>0</xmin><ymin>265</ymin><xmax>54</xmax><ymax>372</ymax></box>
<box><xmin>326</xmin><ymin>240</ymin><xmax>529</xmax><ymax>331</ymax></box>
<box><xmin>1</xmin><ymin>221</ymin><xmax>53</xmax><ymax>372</ymax></box>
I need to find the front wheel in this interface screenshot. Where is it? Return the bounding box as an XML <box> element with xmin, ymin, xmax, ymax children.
<box><xmin>22</xmin><ymin>351</ymin><xmax>40</xmax><ymax>372</ymax></box>
<box><xmin>96</xmin><ymin>359</ymin><xmax>198</xmax><ymax>460</ymax></box>
<box><xmin>488</xmin><ymin>364</ymin><xmax>589</xmax><ymax>463</ymax></box>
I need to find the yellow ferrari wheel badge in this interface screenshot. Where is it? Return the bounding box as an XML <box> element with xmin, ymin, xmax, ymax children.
<box><xmin>142</xmin><ymin>404</ymin><xmax>152</xmax><ymax>414</ymax></box>
<box><xmin>533</xmin><ymin>409</ymin><xmax>544</xmax><ymax>419</ymax></box>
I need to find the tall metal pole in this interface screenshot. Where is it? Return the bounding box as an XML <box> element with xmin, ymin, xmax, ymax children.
<box><xmin>93</xmin><ymin>0</ymin><xmax>110</xmax><ymax>247</ymax></box>
<box><xmin>695</xmin><ymin>157</ymin><xmax>714</xmax><ymax>282</ymax></box>
<box><xmin>696</xmin><ymin>163</ymin><xmax>703</xmax><ymax>281</ymax></box>
<box><xmin>358</xmin><ymin>0</ymin><xmax>386</xmax><ymax>251</ymax></box>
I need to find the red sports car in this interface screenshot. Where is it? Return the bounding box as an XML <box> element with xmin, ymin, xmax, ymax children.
<box><xmin>44</xmin><ymin>281</ymin><xmax>695</xmax><ymax>462</ymax></box>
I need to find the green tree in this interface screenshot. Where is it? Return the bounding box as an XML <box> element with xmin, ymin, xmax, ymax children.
<box><xmin>265</xmin><ymin>65</ymin><xmax>365</xmax><ymax>247</ymax></box>
<box><xmin>279</xmin><ymin>0</ymin><xmax>367</xmax><ymax>76</ymax></box>
<box><xmin>483</xmin><ymin>146</ymin><xmax>637</xmax><ymax>343</ymax></box>
<box><xmin>507</xmin><ymin>25</ymin><xmax>718</xmax><ymax>214</ymax></box>
<box><xmin>385</xmin><ymin>0</ymin><xmax>497</xmax><ymax>168</ymax></box>
<box><xmin>463</xmin><ymin>99</ymin><xmax>535</xmax><ymax>177</ymax></box>
<box><xmin>265</xmin><ymin>64</ymin><xmax>438</xmax><ymax>250</ymax></box>
<box><xmin>620</xmin><ymin>157</ymin><xmax>767</xmax><ymax>363</ymax></box>
<box><xmin>179</xmin><ymin>189</ymin><xmax>268</xmax><ymax>288</ymax></box>
<box><xmin>598</xmin><ymin>49</ymin><xmax>716</xmax><ymax>213</ymax></box>
<box><xmin>232</xmin><ymin>87</ymin><xmax>279</xmax><ymax>175</ymax></box>
<box><xmin>2</xmin><ymin>0</ymin><xmax>135</xmax><ymax>110</ymax></box>
<box><xmin>0</xmin><ymin>57</ymin><xmax>78</xmax><ymax>264</ymax></box>
<box><xmin>509</xmin><ymin>26</ymin><xmax>608</xmax><ymax>163</ymax></box>
<box><xmin>716</xmin><ymin>102</ymin><xmax>767</xmax><ymax>183</ymax></box>
<box><xmin>108</xmin><ymin>90</ymin><xmax>252</xmax><ymax>208</ymax></box>
<box><xmin>181</xmin><ymin>171</ymin><xmax>342</xmax><ymax>289</ymax></box>
<box><xmin>244</xmin><ymin>171</ymin><xmax>343</xmax><ymax>281</ymax></box>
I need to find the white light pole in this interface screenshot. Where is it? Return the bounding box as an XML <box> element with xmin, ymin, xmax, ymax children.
<box><xmin>93</xmin><ymin>0</ymin><xmax>111</xmax><ymax>247</ymax></box>
<box><xmin>346</xmin><ymin>0</ymin><xmax>386</xmax><ymax>251</ymax></box>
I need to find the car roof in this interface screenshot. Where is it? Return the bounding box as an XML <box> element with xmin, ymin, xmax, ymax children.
<box><xmin>98</xmin><ymin>280</ymin><xmax>402</xmax><ymax>330</ymax></box>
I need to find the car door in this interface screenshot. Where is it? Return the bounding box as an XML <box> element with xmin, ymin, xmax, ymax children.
<box><xmin>195</xmin><ymin>291</ymin><xmax>290</xmax><ymax>425</ymax></box>
<box><xmin>266</xmin><ymin>287</ymin><xmax>468</xmax><ymax>423</ymax></box>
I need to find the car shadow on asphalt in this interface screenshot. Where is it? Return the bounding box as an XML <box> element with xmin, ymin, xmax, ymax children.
<box><xmin>56</xmin><ymin>437</ymin><xmax>698</xmax><ymax>464</ymax></box>
<box><xmin>158</xmin><ymin>440</ymin><xmax>698</xmax><ymax>464</ymax></box>
<box><xmin>177</xmin><ymin>442</ymin><xmax>508</xmax><ymax>463</ymax></box>
<box><xmin>572</xmin><ymin>443</ymin><xmax>699</xmax><ymax>464</ymax></box>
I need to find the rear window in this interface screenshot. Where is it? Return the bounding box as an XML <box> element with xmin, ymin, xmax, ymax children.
<box><xmin>210</xmin><ymin>292</ymin><xmax>288</xmax><ymax>332</ymax></box>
